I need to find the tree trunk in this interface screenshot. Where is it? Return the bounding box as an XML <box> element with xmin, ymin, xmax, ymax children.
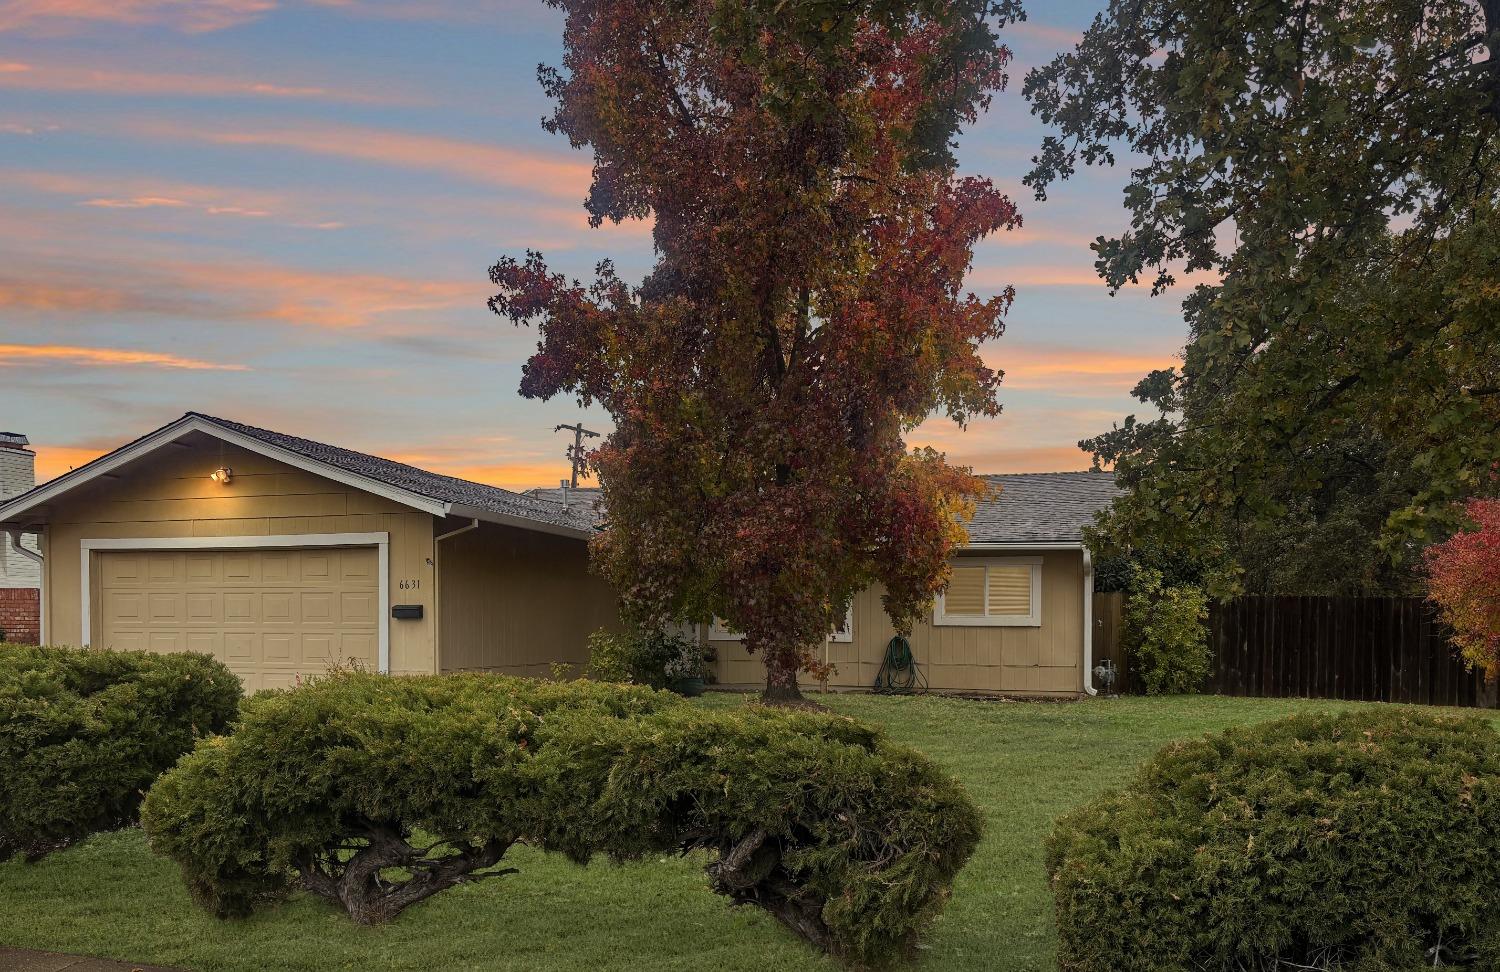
<box><xmin>761</xmin><ymin>646</ymin><xmax>804</xmax><ymax>705</ymax></box>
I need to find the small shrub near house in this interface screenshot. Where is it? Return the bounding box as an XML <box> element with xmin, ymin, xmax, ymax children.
<box><xmin>1047</xmin><ymin>709</ymin><xmax>1500</xmax><ymax>971</ymax></box>
<box><xmin>586</xmin><ymin>626</ymin><xmax>706</xmax><ymax>690</ymax></box>
<box><xmin>1123</xmin><ymin>565</ymin><xmax>1209</xmax><ymax>694</ymax></box>
<box><xmin>0</xmin><ymin>644</ymin><xmax>240</xmax><ymax>863</ymax></box>
<box><xmin>143</xmin><ymin>671</ymin><xmax>981</xmax><ymax>967</ymax></box>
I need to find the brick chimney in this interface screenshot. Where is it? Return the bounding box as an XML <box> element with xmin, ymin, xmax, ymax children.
<box><xmin>0</xmin><ymin>433</ymin><xmax>41</xmax><ymax>643</ymax></box>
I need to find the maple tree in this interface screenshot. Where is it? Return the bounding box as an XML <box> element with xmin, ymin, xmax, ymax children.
<box><xmin>491</xmin><ymin>0</ymin><xmax>1023</xmax><ymax>700</ymax></box>
<box><xmin>1426</xmin><ymin>498</ymin><xmax>1500</xmax><ymax>674</ymax></box>
<box><xmin>1027</xmin><ymin>0</ymin><xmax>1500</xmax><ymax>593</ymax></box>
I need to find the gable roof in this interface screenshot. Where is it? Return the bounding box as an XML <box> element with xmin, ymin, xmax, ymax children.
<box><xmin>965</xmin><ymin>472</ymin><xmax>1120</xmax><ymax>545</ymax></box>
<box><xmin>0</xmin><ymin>412</ymin><xmax>595</xmax><ymax>539</ymax></box>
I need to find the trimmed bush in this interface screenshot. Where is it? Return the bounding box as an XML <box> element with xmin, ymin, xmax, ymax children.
<box><xmin>0</xmin><ymin>644</ymin><xmax>241</xmax><ymax>862</ymax></box>
<box><xmin>143</xmin><ymin>672</ymin><xmax>981</xmax><ymax>967</ymax></box>
<box><xmin>1048</xmin><ymin>709</ymin><xmax>1500</xmax><ymax>971</ymax></box>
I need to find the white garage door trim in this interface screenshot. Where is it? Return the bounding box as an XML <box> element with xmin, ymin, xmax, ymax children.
<box><xmin>79</xmin><ymin>532</ymin><xmax>390</xmax><ymax>674</ymax></box>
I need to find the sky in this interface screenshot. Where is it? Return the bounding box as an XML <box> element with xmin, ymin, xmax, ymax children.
<box><xmin>0</xmin><ymin>0</ymin><xmax>1187</xmax><ymax>490</ymax></box>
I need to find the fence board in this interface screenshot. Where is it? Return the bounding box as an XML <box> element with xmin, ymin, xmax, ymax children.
<box><xmin>1206</xmin><ymin>595</ymin><xmax>1489</xmax><ymax>708</ymax></box>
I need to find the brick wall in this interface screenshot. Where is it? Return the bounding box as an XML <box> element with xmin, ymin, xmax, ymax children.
<box><xmin>0</xmin><ymin>587</ymin><xmax>40</xmax><ymax>644</ymax></box>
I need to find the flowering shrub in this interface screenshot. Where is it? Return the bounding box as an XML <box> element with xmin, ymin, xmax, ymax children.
<box><xmin>1426</xmin><ymin>498</ymin><xmax>1500</xmax><ymax>673</ymax></box>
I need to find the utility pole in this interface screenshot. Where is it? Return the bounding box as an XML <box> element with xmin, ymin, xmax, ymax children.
<box><xmin>555</xmin><ymin>422</ymin><xmax>599</xmax><ymax>489</ymax></box>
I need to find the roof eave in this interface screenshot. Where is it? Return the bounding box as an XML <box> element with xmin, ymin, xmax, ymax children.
<box><xmin>447</xmin><ymin>503</ymin><xmax>594</xmax><ymax>541</ymax></box>
<box><xmin>0</xmin><ymin>414</ymin><xmax>452</xmax><ymax>527</ymax></box>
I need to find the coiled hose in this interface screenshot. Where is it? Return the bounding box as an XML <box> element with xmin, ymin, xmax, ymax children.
<box><xmin>873</xmin><ymin>635</ymin><xmax>927</xmax><ymax>694</ymax></box>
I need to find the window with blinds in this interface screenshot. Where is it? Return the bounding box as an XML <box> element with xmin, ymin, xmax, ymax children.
<box><xmin>934</xmin><ymin>559</ymin><xmax>1041</xmax><ymax>626</ymax></box>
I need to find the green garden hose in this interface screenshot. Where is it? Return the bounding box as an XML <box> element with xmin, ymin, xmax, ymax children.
<box><xmin>873</xmin><ymin>635</ymin><xmax>927</xmax><ymax>694</ymax></box>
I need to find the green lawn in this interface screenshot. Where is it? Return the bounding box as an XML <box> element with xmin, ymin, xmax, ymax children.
<box><xmin>0</xmin><ymin>692</ymin><xmax>1470</xmax><ymax>971</ymax></box>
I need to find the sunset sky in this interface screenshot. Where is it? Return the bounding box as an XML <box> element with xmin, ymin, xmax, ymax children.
<box><xmin>1</xmin><ymin>0</ymin><xmax>1184</xmax><ymax>490</ymax></box>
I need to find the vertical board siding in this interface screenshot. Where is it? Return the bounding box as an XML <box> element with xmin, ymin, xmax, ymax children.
<box><xmin>1207</xmin><ymin>596</ymin><xmax>1488</xmax><ymax>708</ymax></box>
<box><xmin>436</xmin><ymin>520</ymin><xmax>620</xmax><ymax>677</ymax></box>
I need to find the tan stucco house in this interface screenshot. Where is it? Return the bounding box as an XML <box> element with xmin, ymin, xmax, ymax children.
<box><xmin>0</xmin><ymin>412</ymin><xmax>1117</xmax><ymax>698</ymax></box>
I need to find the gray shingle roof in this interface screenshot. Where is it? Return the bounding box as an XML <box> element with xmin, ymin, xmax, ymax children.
<box><xmin>965</xmin><ymin>472</ymin><xmax>1120</xmax><ymax>544</ymax></box>
<box><xmin>189</xmin><ymin>413</ymin><xmax>596</xmax><ymax>534</ymax></box>
<box><xmin>523</xmin><ymin>486</ymin><xmax>606</xmax><ymax>518</ymax></box>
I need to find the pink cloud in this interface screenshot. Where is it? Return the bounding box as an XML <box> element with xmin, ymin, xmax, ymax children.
<box><xmin>1005</xmin><ymin>21</ymin><xmax>1084</xmax><ymax>49</ymax></box>
<box><xmin>143</xmin><ymin>121</ymin><xmax>594</xmax><ymax>200</ymax></box>
<box><xmin>0</xmin><ymin>342</ymin><xmax>248</xmax><ymax>370</ymax></box>
<box><xmin>0</xmin><ymin>0</ymin><xmax>277</xmax><ymax>34</ymax></box>
<box><xmin>0</xmin><ymin>59</ymin><xmax>405</xmax><ymax>103</ymax></box>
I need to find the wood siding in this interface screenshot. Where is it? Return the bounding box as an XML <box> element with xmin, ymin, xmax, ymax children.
<box><xmin>436</xmin><ymin>520</ymin><xmax>619</xmax><ymax>676</ymax></box>
<box><xmin>711</xmin><ymin>549</ymin><xmax>1085</xmax><ymax>696</ymax></box>
<box><xmin>41</xmin><ymin>432</ymin><xmax>439</xmax><ymax>675</ymax></box>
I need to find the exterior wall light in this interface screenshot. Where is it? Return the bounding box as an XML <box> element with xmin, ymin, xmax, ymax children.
<box><xmin>211</xmin><ymin>467</ymin><xmax>233</xmax><ymax>485</ymax></box>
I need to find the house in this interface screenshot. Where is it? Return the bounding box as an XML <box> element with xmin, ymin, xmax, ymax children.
<box><xmin>0</xmin><ymin>433</ymin><xmax>42</xmax><ymax>644</ymax></box>
<box><xmin>0</xmin><ymin>413</ymin><xmax>619</xmax><ymax>690</ymax></box>
<box><xmin>0</xmin><ymin>412</ymin><xmax>1118</xmax><ymax>698</ymax></box>
<box><xmin>706</xmin><ymin>473</ymin><xmax>1120</xmax><ymax>697</ymax></box>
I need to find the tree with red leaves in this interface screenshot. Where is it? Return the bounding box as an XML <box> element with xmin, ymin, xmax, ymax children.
<box><xmin>1427</xmin><ymin>499</ymin><xmax>1500</xmax><ymax>675</ymax></box>
<box><xmin>490</xmin><ymin>0</ymin><xmax>1023</xmax><ymax>701</ymax></box>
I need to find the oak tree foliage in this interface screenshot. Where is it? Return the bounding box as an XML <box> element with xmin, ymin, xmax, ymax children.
<box><xmin>1027</xmin><ymin>0</ymin><xmax>1500</xmax><ymax>593</ymax></box>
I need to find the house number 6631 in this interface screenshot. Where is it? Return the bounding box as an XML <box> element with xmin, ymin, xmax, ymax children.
<box><xmin>399</xmin><ymin>579</ymin><xmax>422</xmax><ymax>590</ymax></box>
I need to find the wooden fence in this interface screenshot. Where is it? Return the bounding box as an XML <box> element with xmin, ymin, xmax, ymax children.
<box><xmin>1207</xmin><ymin>595</ymin><xmax>1494</xmax><ymax>708</ymax></box>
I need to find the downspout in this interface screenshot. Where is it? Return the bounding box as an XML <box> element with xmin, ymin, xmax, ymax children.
<box><xmin>432</xmin><ymin>518</ymin><xmax>479</xmax><ymax>675</ymax></box>
<box><xmin>1081</xmin><ymin>545</ymin><xmax>1097</xmax><ymax>697</ymax></box>
<box><xmin>7</xmin><ymin>528</ymin><xmax>45</xmax><ymax>645</ymax></box>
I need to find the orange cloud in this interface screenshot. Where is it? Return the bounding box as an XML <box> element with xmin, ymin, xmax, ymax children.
<box><xmin>32</xmin><ymin>444</ymin><xmax>113</xmax><ymax>484</ymax></box>
<box><xmin>0</xmin><ymin>257</ymin><xmax>485</xmax><ymax>330</ymax></box>
<box><xmin>0</xmin><ymin>0</ymin><xmax>276</xmax><ymax>34</ymax></box>
<box><xmin>0</xmin><ymin>59</ymin><xmax>406</xmax><ymax>103</ymax></box>
<box><xmin>970</xmin><ymin>263</ymin><xmax>1224</xmax><ymax>290</ymax></box>
<box><xmin>990</xmin><ymin>344</ymin><xmax>1178</xmax><ymax>393</ymax></box>
<box><xmin>0</xmin><ymin>343</ymin><xmax>248</xmax><ymax>370</ymax></box>
<box><xmin>148</xmin><ymin>122</ymin><xmax>594</xmax><ymax>200</ymax></box>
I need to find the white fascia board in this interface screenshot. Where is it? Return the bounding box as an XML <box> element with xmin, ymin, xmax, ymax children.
<box><xmin>448</xmin><ymin>503</ymin><xmax>594</xmax><ymax>541</ymax></box>
<box><xmin>961</xmin><ymin>541</ymin><xmax>1086</xmax><ymax>551</ymax></box>
<box><xmin>0</xmin><ymin>415</ymin><xmax>448</xmax><ymax>524</ymax></box>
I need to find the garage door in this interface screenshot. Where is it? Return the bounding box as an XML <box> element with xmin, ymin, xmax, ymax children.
<box><xmin>95</xmin><ymin>547</ymin><xmax>380</xmax><ymax>691</ymax></box>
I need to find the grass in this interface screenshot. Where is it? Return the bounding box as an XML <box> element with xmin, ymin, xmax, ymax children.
<box><xmin>0</xmin><ymin>692</ymin><xmax>1474</xmax><ymax>971</ymax></box>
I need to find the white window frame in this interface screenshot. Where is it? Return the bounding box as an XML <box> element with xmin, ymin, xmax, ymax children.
<box><xmin>707</xmin><ymin>618</ymin><xmax>742</xmax><ymax>642</ymax></box>
<box><xmin>828</xmin><ymin>603</ymin><xmax>854</xmax><ymax>643</ymax></box>
<box><xmin>709</xmin><ymin>603</ymin><xmax>855</xmax><ymax>643</ymax></box>
<box><xmin>933</xmin><ymin>556</ymin><xmax>1042</xmax><ymax>627</ymax></box>
<box><xmin>78</xmin><ymin>532</ymin><xmax>391</xmax><ymax>673</ymax></box>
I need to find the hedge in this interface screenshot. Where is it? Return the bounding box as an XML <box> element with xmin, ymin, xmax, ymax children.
<box><xmin>143</xmin><ymin>672</ymin><xmax>981</xmax><ymax>967</ymax></box>
<box><xmin>1047</xmin><ymin>709</ymin><xmax>1500</xmax><ymax>970</ymax></box>
<box><xmin>0</xmin><ymin>644</ymin><xmax>241</xmax><ymax>863</ymax></box>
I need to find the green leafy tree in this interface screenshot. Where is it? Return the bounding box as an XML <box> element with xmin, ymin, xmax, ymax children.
<box><xmin>491</xmin><ymin>0</ymin><xmax>1025</xmax><ymax>700</ymax></box>
<box><xmin>1027</xmin><ymin>0</ymin><xmax>1500</xmax><ymax>592</ymax></box>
